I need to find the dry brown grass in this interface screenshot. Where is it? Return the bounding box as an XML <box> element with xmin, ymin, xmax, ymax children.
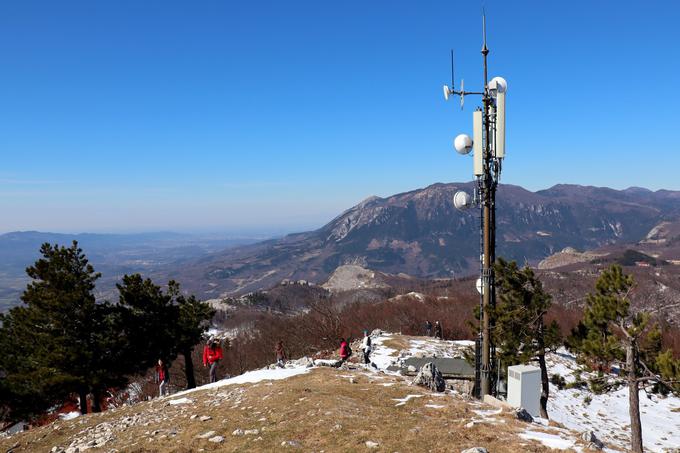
<box><xmin>0</xmin><ymin>366</ymin><xmax>582</xmax><ymax>453</ymax></box>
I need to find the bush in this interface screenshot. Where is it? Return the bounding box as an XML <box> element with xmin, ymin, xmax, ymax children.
<box><xmin>550</xmin><ymin>373</ymin><xmax>566</xmax><ymax>390</ymax></box>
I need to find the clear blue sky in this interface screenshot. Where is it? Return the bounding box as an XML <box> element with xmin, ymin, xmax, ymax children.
<box><xmin>1</xmin><ymin>1</ymin><xmax>678</xmax><ymax>234</ymax></box>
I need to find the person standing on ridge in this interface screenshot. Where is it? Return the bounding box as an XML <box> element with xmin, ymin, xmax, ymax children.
<box><xmin>434</xmin><ymin>321</ymin><xmax>443</xmax><ymax>340</ymax></box>
<box><xmin>203</xmin><ymin>338</ymin><xmax>223</xmax><ymax>383</ymax></box>
<box><xmin>275</xmin><ymin>340</ymin><xmax>286</xmax><ymax>368</ymax></box>
<box><xmin>361</xmin><ymin>330</ymin><xmax>372</xmax><ymax>365</ymax></box>
<box><xmin>157</xmin><ymin>359</ymin><xmax>169</xmax><ymax>397</ymax></box>
<box><xmin>425</xmin><ymin>320</ymin><xmax>433</xmax><ymax>337</ymax></box>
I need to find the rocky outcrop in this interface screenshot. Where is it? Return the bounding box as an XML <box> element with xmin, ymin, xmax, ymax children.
<box><xmin>412</xmin><ymin>362</ymin><xmax>446</xmax><ymax>392</ymax></box>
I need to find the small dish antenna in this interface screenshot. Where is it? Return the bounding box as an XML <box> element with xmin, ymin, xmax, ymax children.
<box><xmin>488</xmin><ymin>76</ymin><xmax>508</xmax><ymax>97</ymax></box>
<box><xmin>453</xmin><ymin>190</ymin><xmax>472</xmax><ymax>210</ymax></box>
<box><xmin>454</xmin><ymin>134</ymin><xmax>473</xmax><ymax>155</ymax></box>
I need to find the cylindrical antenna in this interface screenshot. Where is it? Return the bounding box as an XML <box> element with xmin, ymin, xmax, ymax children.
<box><xmin>450</xmin><ymin>50</ymin><xmax>455</xmax><ymax>91</ymax></box>
<box><xmin>482</xmin><ymin>9</ymin><xmax>488</xmax><ymax>53</ymax></box>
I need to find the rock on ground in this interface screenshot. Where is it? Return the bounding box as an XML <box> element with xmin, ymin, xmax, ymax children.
<box><xmin>580</xmin><ymin>430</ymin><xmax>604</xmax><ymax>450</ymax></box>
<box><xmin>515</xmin><ymin>408</ymin><xmax>533</xmax><ymax>423</ymax></box>
<box><xmin>412</xmin><ymin>362</ymin><xmax>446</xmax><ymax>392</ymax></box>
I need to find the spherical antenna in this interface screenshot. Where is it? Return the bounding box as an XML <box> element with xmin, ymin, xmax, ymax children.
<box><xmin>453</xmin><ymin>134</ymin><xmax>473</xmax><ymax>155</ymax></box>
<box><xmin>488</xmin><ymin>76</ymin><xmax>508</xmax><ymax>96</ymax></box>
<box><xmin>453</xmin><ymin>190</ymin><xmax>472</xmax><ymax>210</ymax></box>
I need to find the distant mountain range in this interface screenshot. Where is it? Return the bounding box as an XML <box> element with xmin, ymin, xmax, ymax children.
<box><xmin>3</xmin><ymin>183</ymin><xmax>679</xmax><ymax>309</ymax></box>
<box><xmin>160</xmin><ymin>183</ymin><xmax>680</xmax><ymax>299</ymax></box>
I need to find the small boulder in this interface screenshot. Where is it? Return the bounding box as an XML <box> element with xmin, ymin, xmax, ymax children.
<box><xmin>461</xmin><ymin>448</ymin><xmax>488</xmax><ymax>453</ymax></box>
<box><xmin>515</xmin><ymin>408</ymin><xmax>533</xmax><ymax>423</ymax></box>
<box><xmin>292</xmin><ymin>357</ymin><xmax>315</xmax><ymax>368</ymax></box>
<box><xmin>412</xmin><ymin>362</ymin><xmax>446</xmax><ymax>392</ymax></box>
<box><xmin>208</xmin><ymin>436</ymin><xmax>225</xmax><ymax>443</ymax></box>
<box><xmin>365</xmin><ymin>440</ymin><xmax>379</xmax><ymax>449</ymax></box>
<box><xmin>580</xmin><ymin>431</ymin><xmax>604</xmax><ymax>450</ymax></box>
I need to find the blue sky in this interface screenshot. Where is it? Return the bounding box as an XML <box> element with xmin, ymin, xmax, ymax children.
<box><xmin>1</xmin><ymin>1</ymin><xmax>678</xmax><ymax>234</ymax></box>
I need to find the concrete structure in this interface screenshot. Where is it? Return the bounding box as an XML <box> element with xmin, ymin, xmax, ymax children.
<box><xmin>506</xmin><ymin>364</ymin><xmax>541</xmax><ymax>417</ymax></box>
<box><xmin>389</xmin><ymin>357</ymin><xmax>475</xmax><ymax>379</ymax></box>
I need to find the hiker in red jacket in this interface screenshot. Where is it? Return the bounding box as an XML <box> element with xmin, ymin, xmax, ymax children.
<box><xmin>339</xmin><ymin>338</ymin><xmax>351</xmax><ymax>364</ymax></box>
<box><xmin>203</xmin><ymin>338</ymin><xmax>223</xmax><ymax>383</ymax></box>
<box><xmin>157</xmin><ymin>359</ymin><xmax>169</xmax><ymax>397</ymax></box>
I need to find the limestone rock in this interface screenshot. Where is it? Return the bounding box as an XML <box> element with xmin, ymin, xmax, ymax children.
<box><xmin>580</xmin><ymin>431</ymin><xmax>604</xmax><ymax>450</ymax></box>
<box><xmin>292</xmin><ymin>357</ymin><xmax>314</xmax><ymax>368</ymax></box>
<box><xmin>515</xmin><ymin>408</ymin><xmax>533</xmax><ymax>423</ymax></box>
<box><xmin>412</xmin><ymin>362</ymin><xmax>446</xmax><ymax>392</ymax></box>
<box><xmin>461</xmin><ymin>448</ymin><xmax>488</xmax><ymax>453</ymax></box>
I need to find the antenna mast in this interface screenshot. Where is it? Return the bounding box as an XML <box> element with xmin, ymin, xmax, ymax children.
<box><xmin>443</xmin><ymin>10</ymin><xmax>507</xmax><ymax>399</ymax></box>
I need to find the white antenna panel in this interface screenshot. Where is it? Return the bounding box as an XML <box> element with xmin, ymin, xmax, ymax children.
<box><xmin>473</xmin><ymin>109</ymin><xmax>483</xmax><ymax>176</ymax></box>
<box><xmin>496</xmin><ymin>91</ymin><xmax>506</xmax><ymax>158</ymax></box>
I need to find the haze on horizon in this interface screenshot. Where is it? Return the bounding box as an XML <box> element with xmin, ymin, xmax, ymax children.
<box><xmin>1</xmin><ymin>1</ymin><xmax>679</xmax><ymax>235</ymax></box>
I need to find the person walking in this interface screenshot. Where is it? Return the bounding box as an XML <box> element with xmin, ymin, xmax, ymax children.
<box><xmin>275</xmin><ymin>340</ymin><xmax>286</xmax><ymax>368</ymax></box>
<box><xmin>339</xmin><ymin>338</ymin><xmax>351</xmax><ymax>364</ymax></box>
<box><xmin>434</xmin><ymin>321</ymin><xmax>443</xmax><ymax>340</ymax></box>
<box><xmin>157</xmin><ymin>359</ymin><xmax>170</xmax><ymax>397</ymax></box>
<box><xmin>425</xmin><ymin>320</ymin><xmax>433</xmax><ymax>337</ymax></box>
<box><xmin>360</xmin><ymin>330</ymin><xmax>372</xmax><ymax>365</ymax></box>
<box><xmin>203</xmin><ymin>338</ymin><xmax>223</xmax><ymax>383</ymax></box>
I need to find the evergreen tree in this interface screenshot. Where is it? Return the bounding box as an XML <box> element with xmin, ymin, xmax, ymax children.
<box><xmin>0</xmin><ymin>241</ymin><xmax>124</xmax><ymax>417</ymax></box>
<box><xmin>491</xmin><ymin>258</ymin><xmax>561</xmax><ymax>418</ymax></box>
<box><xmin>170</xmin><ymin>281</ymin><xmax>215</xmax><ymax>389</ymax></box>
<box><xmin>569</xmin><ymin>265</ymin><xmax>680</xmax><ymax>453</ymax></box>
<box><xmin>116</xmin><ymin>274</ymin><xmax>178</xmax><ymax>375</ymax></box>
<box><xmin>116</xmin><ymin>276</ymin><xmax>214</xmax><ymax>388</ymax></box>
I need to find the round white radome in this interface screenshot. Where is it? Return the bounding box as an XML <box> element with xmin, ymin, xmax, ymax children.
<box><xmin>489</xmin><ymin>76</ymin><xmax>507</xmax><ymax>94</ymax></box>
<box><xmin>454</xmin><ymin>134</ymin><xmax>473</xmax><ymax>155</ymax></box>
<box><xmin>453</xmin><ymin>190</ymin><xmax>472</xmax><ymax>210</ymax></box>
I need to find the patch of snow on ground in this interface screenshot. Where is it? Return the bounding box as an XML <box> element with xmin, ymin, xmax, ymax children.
<box><xmin>519</xmin><ymin>430</ymin><xmax>576</xmax><ymax>450</ymax></box>
<box><xmin>167</xmin><ymin>397</ymin><xmax>193</xmax><ymax>405</ymax></box>
<box><xmin>365</xmin><ymin>333</ymin><xmax>680</xmax><ymax>452</ymax></box>
<box><xmin>369</xmin><ymin>334</ymin><xmax>399</xmax><ymax>371</ymax></box>
<box><xmin>547</xmin><ymin>349</ymin><xmax>680</xmax><ymax>452</ymax></box>
<box><xmin>406</xmin><ymin>338</ymin><xmax>473</xmax><ymax>359</ymax></box>
<box><xmin>171</xmin><ymin>367</ymin><xmax>310</xmax><ymax>398</ymax></box>
<box><xmin>58</xmin><ymin>411</ymin><xmax>80</xmax><ymax>421</ymax></box>
<box><xmin>392</xmin><ymin>394</ymin><xmax>424</xmax><ymax>406</ymax></box>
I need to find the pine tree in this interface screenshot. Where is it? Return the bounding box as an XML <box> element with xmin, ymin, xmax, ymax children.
<box><xmin>491</xmin><ymin>258</ymin><xmax>561</xmax><ymax>418</ymax></box>
<box><xmin>0</xmin><ymin>241</ymin><xmax>124</xmax><ymax>417</ymax></box>
<box><xmin>115</xmin><ymin>274</ymin><xmax>179</xmax><ymax>375</ymax></box>
<box><xmin>169</xmin><ymin>281</ymin><xmax>215</xmax><ymax>389</ymax></box>
<box><xmin>116</xmin><ymin>276</ymin><xmax>214</xmax><ymax>388</ymax></box>
<box><xmin>570</xmin><ymin>265</ymin><xmax>680</xmax><ymax>453</ymax></box>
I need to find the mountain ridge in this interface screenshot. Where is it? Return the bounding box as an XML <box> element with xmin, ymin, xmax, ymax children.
<box><xmin>162</xmin><ymin>182</ymin><xmax>680</xmax><ymax>298</ymax></box>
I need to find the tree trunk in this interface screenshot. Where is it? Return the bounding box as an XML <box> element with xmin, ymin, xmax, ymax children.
<box><xmin>183</xmin><ymin>348</ymin><xmax>196</xmax><ymax>389</ymax></box>
<box><xmin>537</xmin><ymin>351</ymin><xmax>549</xmax><ymax>419</ymax></box>
<box><xmin>627</xmin><ymin>339</ymin><xmax>643</xmax><ymax>453</ymax></box>
<box><xmin>91</xmin><ymin>389</ymin><xmax>101</xmax><ymax>413</ymax></box>
<box><xmin>537</xmin><ymin>319</ymin><xmax>550</xmax><ymax>419</ymax></box>
<box><xmin>78</xmin><ymin>387</ymin><xmax>88</xmax><ymax>415</ymax></box>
